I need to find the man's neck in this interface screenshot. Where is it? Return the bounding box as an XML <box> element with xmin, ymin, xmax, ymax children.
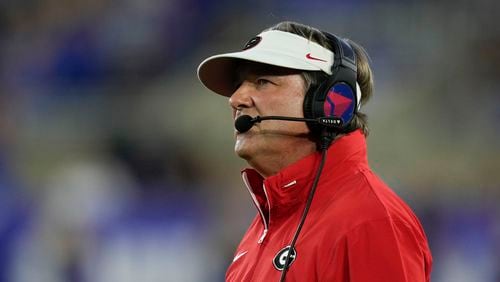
<box><xmin>245</xmin><ymin>142</ymin><xmax>317</xmax><ymax>177</ymax></box>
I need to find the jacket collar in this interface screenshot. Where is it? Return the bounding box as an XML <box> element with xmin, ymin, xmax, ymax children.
<box><xmin>241</xmin><ymin>130</ymin><xmax>368</xmax><ymax>224</ymax></box>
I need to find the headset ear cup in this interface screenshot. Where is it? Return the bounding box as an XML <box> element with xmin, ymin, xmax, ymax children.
<box><xmin>305</xmin><ymin>78</ymin><xmax>357</xmax><ymax>133</ymax></box>
<box><xmin>327</xmin><ymin>82</ymin><xmax>356</xmax><ymax>118</ymax></box>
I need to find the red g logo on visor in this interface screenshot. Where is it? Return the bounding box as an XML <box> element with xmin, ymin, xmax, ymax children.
<box><xmin>243</xmin><ymin>36</ymin><xmax>262</xmax><ymax>50</ymax></box>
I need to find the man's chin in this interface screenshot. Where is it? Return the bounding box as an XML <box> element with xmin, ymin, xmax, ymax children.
<box><xmin>234</xmin><ymin>146</ymin><xmax>252</xmax><ymax>161</ymax></box>
<box><xmin>234</xmin><ymin>135</ymin><xmax>252</xmax><ymax>158</ymax></box>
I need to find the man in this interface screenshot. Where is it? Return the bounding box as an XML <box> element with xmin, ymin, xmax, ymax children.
<box><xmin>197</xmin><ymin>21</ymin><xmax>432</xmax><ymax>281</ymax></box>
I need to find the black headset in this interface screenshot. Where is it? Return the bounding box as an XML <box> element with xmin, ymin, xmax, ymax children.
<box><xmin>303</xmin><ymin>32</ymin><xmax>359</xmax><ymax>136</ymax></box>
<box><xmin>280</xmin><ymin>34</ymin><xmax>361</xmax><ymax>281</ymax></box>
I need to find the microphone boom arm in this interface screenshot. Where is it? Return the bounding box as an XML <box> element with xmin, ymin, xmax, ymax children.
<box><xmin>252</xmin><ymin>116</ymin><xmax>343</xmax><ymax>128</ymax></box>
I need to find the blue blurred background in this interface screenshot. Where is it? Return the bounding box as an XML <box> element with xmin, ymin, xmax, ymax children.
<box><xmin>0</xmin><ymin>0</ymin><xmax>499</xmax><ymax>281</ymax></box>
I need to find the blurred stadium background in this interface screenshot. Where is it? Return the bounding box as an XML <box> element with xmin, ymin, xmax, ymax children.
<box><xmin>0</xmin><ymin>0</ymin><xmax>499</xmax><ymax>281</ymax></box>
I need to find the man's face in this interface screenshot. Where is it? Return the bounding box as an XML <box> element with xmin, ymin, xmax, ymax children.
<box><xmin>229</xmin><ymin>63</ymin><xmax>312</xmax><ymax>167</ymax></box>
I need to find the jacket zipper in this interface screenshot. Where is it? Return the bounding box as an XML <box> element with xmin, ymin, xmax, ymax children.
<box><xmin>258</xmin><ymin>183</ymin><xmax>271</xmax><ymax>243</ymax></box>
<box><xmin>242</xmin><ymin>174</ymin><xmax>269</xmax><ymax>244</ymax></box>
<box><xmin>248</xmin><ymin>185</ymin><xmax>271</xmax><ymax>280</ymax></box>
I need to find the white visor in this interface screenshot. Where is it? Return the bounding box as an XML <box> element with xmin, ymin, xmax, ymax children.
<box><xmin>197</xmin><ymin>30</ymin><xmax>361</xmax><ymax>109</ymax></box>
<box><xmin>197</xmin><ymin>30</ymin><xmax>336</xmax><ymax>97</ymax></box>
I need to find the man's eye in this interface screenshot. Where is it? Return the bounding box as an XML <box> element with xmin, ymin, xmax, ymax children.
<box><xmin>256</xmin><ymin>78</ymin><xmax>271</xmax><ymax>86</ymax></box>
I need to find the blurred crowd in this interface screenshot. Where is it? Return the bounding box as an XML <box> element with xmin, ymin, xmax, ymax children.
<box><xmin>0</xmin><ymin>0</ymin><xmax>499</xmax><ymax>281</ymax></box>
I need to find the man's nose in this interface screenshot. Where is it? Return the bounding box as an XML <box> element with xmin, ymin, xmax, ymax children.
<box><xmin>229</xmin><ymin>81</ymin><xmax>254</xmax><ymax>110</ymax></box>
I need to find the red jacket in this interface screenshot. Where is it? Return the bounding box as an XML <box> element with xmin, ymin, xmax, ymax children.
<box><xmin>226</xmin><ymin>130</ymin><xmax>432</xmax><ymax>281</ymax></box>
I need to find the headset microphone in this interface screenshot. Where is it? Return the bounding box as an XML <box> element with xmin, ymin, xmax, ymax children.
<box><xmin>234</xmin><ymin>115</ymin><xmax>343</xmax><ymax>133</ymax></box>
<box><xmin>234</xmin><ymin>115</ymin><xmax>254</xmax><ymax>133</ymax></box>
